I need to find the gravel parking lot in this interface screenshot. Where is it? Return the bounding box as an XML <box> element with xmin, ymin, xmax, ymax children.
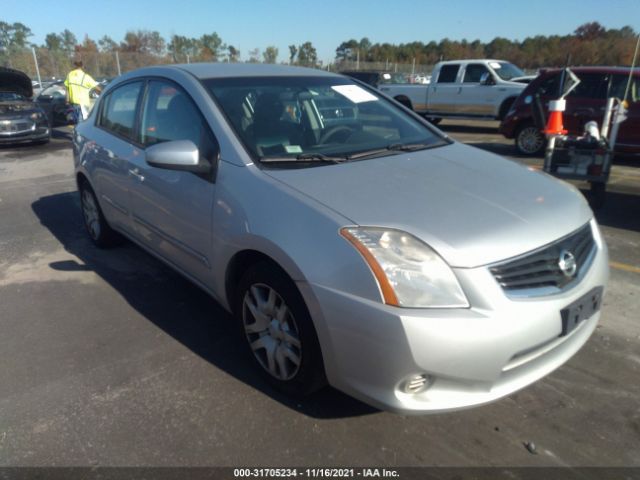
<box><xmin>0</xmin><ymin>122</ymin><xmax>639</xmax><ymax>469</ymax></box>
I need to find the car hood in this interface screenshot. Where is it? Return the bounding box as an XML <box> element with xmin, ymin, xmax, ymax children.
<box><xmin>264</xmin><ymin>142</ymin><xmax>593</xmax><ymax>268</ymax></box>
<box><xmin>0</xmin><ymin>67</ymin><xmax>33</xmax><ymax>98</ymax></box>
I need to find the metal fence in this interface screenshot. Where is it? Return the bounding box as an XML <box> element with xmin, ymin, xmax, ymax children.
<box><xmin>1</xmin><ymin>48</ymin><xmax>438</xmax><ymax>84</ymax></box>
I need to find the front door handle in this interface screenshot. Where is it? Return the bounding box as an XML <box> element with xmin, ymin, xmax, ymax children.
<box><xmin>129</xmin><ymin>168</ymin><xmax>145</xmax><ymax>181</ymax></box>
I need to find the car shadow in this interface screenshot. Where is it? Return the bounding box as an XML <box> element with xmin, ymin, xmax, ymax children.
<box><xmin>585</xmin><ymin>188</ymin><xmax>640</xmax><ymax>233</ymax></box>
<box><xmin>31</xmin><ymin>191</ymin><xmax>378</xmax><ymax>420</ymax></box>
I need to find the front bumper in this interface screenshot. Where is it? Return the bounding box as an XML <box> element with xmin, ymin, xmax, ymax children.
<box><xmin>302</xmin><ymin>223</ymin><xmax>609</xmax><ymax>414</ymax></box>
<box><xmin>0</xmin><ymin>118</ymin><xmax>50</xmax><ymax>143</ymax></box>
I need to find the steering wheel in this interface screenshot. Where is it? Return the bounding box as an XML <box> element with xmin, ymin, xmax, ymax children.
<box><xmin>319</xmin><ymin>125</ymin><xmax>354</xmax><ymax>144</ymax></box>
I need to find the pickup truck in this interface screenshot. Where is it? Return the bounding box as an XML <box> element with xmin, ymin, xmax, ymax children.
<box><xmin>376</xmin><ymin>59</ymin><xmax>531</xmax><ymax>123</ymax></box>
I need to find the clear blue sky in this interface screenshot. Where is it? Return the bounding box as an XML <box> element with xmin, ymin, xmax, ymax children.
<box><xmin>3</xmin><ymin>0</ymin><xmax>640</xmax><ymax>64</ymax></box>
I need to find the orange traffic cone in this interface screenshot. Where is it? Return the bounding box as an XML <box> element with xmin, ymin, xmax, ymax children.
<box><xmin>544</xmin><ymin>99</ymin><xmax>568</xmax><ymax>135</ymax></box>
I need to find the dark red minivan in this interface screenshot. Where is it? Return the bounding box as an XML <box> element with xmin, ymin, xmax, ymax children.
<box><xmin>500</xmin><ymin>67</ymin><xmax>640</xmax><ymax>155</ymax></box>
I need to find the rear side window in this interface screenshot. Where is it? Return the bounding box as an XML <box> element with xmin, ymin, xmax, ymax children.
<box><xmin>98</xmin><ymin>82</ymin><xmax>143</xmax><ymax>140</ymax></box>
<box><xmin>437</xmin><ymin>65</ymin><xmax>460</xmax><ymax>83</ymax></box>
<box><xmin>536</xmin><ymin>72</ymin><xmax>608</xmax><ymax>100</ymax></box>
<box><xmin>569</xmin><ymin>74</ymin><xmax>608</xmax><ymax>100</ymax></box>
<box><xmin>463</xmin><ymin>64</ymin><xmax>489</xmax><ymax>83</ymax></box>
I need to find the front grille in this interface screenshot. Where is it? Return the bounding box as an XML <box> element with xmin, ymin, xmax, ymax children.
<box><xmin>489</xmin><ymin>223</ymin><xmax>595</xmax><ymax>295</ymax></box>
<box><xmin>0</xmin><ymin>121</ymin><xmax>33</xmax><ymax>133</ymax></box>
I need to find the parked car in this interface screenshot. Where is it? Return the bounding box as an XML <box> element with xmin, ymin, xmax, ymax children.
<box><xmin>341</xmin><ymin>70</ymin><xmax>407</xmax><ymax>88</ymax></box>
<box><xmin>376</xmin><ymin>59</ymin><xmax>528</xmax><ymax>122</ymax></box>
<box><xmin>500</xmin><ymin>66</ymin><xmax>640</xmax><ymax>156</ymax></box>
<box><xmin>0</xmin><ymin>67</ymin><xmax>50</xmax><ymax>144</ymax></box>
<box><xmin>74</xmin><ymin>63</ymin><xmax>608</xmax><ymax>414</ymax></box>
<box><xmin>35</xmin><ymin>81</ymin><xmax>70</xmax><ymax>126</ymax></box>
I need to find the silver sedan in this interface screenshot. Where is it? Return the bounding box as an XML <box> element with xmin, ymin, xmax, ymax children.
<box><xmin>73</xmin><ymin>63</ymin><xmax>608</xmax><ymax>413</ymax></box>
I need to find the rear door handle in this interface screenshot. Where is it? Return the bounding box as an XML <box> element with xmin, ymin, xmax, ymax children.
<box><xmin>129</xmin><ymin>168</ymin><xmax>145</xmax><ymax>181</ymax></box>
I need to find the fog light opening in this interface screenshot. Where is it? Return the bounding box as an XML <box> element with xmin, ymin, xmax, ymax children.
<box><xmin>402</xmin><ymin>374</ymin><xmax>434</xmax><ymax>394</ymax></box>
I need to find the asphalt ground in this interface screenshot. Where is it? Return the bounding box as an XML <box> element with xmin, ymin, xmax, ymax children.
<box><xmin>0</xmin><ymin>122</ymin><xmax>639</xmax><ymax>469</ymax></box>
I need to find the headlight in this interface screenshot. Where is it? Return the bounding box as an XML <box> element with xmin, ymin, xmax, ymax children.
<box><xmin>30</xmin><ymin>112</ymin><xmax>43</xmax><ymax>120</ymax></box>
<box><xmin>341</xmin><ymin>227</ymin><xmax>468</xmax><ymax>308</ymax></box>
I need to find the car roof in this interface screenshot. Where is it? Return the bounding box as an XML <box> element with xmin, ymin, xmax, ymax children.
<box><xmin>162</xmin><ymin>63</ymin><xmax>340</xmax><ymax>79</ymax></box>
<box><xmin>437</xmin><ymin>59</ymin><xmax>507</xmax><ymax>65</ymax></box>
<box><xmin>540</xmin><ymin>66</ymin><xmax>640</xmax><ymax>75</ymax></box>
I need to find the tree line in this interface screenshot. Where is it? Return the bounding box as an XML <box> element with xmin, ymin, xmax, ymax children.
<box><xmin>335</xmin><ymin>22</ymin><xmax>639</xmax><ymax>69</ymax></box>
<box><xmin>0</xmin><ymin>20</ymin><xmax>637</xmax><ymax>80</ymax></box>
<box><xmin>0</xmin><ymin>21</ymin><xmax>319</xmax><ymax>78</ymax></box>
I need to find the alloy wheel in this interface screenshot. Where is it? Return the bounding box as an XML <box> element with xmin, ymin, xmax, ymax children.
<box><xmin>242</xmin><ymin>283</ymin><xmax>302</xmax><ymax>381</ymax></box>
<box><xmin>81</xmin><ymin>189</ymin><xmax>101</xmax><ymax>240</ymax></box>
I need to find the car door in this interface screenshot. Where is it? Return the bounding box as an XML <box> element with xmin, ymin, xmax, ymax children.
<box><xmin>457</xmin><ymin>63</ymin><xmax>494</xmax><ymax>115</ymax></box>
<box><xmin>92</xmin><ymin>81</ymin><xmax>145</xmax><ymax>235</ymax></box>
<box><xmin>127</xmin><ymin>79</ymin><xmax>219</xmax><ymax>285</ymax></box>
<box><xmin>428</xmin><ymin>64</ymin><xmax>461</xmax><ymax>114</ymax></box>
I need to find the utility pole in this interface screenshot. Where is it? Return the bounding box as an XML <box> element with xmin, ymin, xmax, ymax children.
<box><xmin>115</xmin><ymin>51</ymin><xmax>122</xmax><ymax>76</ymax></box>
<box><xmin>31</xmin><ymin>47</ymin><xmax>42</xmax><ymax>88</ymax></box>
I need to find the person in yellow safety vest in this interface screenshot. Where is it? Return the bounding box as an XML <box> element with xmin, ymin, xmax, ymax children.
<box><xmin>64</xmin><ymin>60</ymin><xmax>101</xmax><ymax>121</ymax></box>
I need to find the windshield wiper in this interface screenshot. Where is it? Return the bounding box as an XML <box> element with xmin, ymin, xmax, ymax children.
<box><xmin>386</xmin><ymin>142</ymin><xmax>435</xmax><ymax>152</ymax></box>
<box><xmin>260</xmin><ymin>153</ymin><xmax>347</xmax><ymax>164</ymax></box>
<box><xmin>346</xmin><ymin>142</ymin><xmax>438</xmax><ymax>160</ymax></box>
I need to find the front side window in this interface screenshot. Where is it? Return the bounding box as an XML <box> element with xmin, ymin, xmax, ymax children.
<box><xmin>463</xmin><ymin>64</ymin><xmax>489</xmax><ymax>83</ymax></box>
<box><xmin>140</xmin><ymin>80</ymin><xmax>205</xmax><ymax>148</ymax></box>
<box><xmin>98</xmin><ymin>81</ymin><xmax>143</xmax><ymax>140</ymax></box>
<box><xmin>437</xmin><ymin>65</ymin><xmax>460</xmax><ymax>83</ymax></box>
<box><xmin>206</xmin><ymin>76</ymin><xmax>447</xmax><ymax>166</ymax></box>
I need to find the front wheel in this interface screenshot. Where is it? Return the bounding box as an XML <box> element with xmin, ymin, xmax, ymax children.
<box><xmin>235</xmin><ymin>262</ymin><xmax>326</xmax><ymax>396</ymax></box>
<box><xmin>515</xmin><ymin>123</ymin><xmax>546</xmax><ymax>156</ymax></box>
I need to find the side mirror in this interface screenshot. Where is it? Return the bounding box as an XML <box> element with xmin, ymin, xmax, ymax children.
<box><xmin>480</xmin><ymin>72</ymin><xmax>496</xmax><ymax>86</ymax></box>
<box><xmin>145</xmin><ymin>140</ymin><xmax>211</xmax><ymax>174</ymax></box>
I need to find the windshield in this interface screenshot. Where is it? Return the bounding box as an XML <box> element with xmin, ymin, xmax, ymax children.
<box><xmin>0</xmin><ymin>92</ymin><xmax>26</xmax><ymax>102</ymax></box>
<box><xmin>491</xmin><ymin>62</ymin><xmax>525</xmax><ymax>81</ymax></box>
<box><xmin>205</xmin><ymin>76</ymin><xmax>447</xmax><ymax>165</ymax></box>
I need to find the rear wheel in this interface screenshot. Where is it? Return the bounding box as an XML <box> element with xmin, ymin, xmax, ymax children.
<box><xmin>235</xmin><ymin>262</ymin><xmax>326</xmax><ymax>396</ymax></box>
<box><xmin>79</xmin><ymin>180</ymin><xmax>120</xmax><ymax>248</ymax></box>
<box><xmin>515</xmin><ymin>123</ymin><xmax>545</xmax><ymax>156</ymax></box>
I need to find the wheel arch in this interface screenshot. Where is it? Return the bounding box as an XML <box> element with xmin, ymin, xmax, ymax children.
<box><xmin>498</xmin><ymin>96</ymin><xmax>518</xmax><ymax>120</ymax></box>
<box><xmin>394</xmin><ymin>95</ymin><xmax>413</xmax><ymax>110</ymax></box>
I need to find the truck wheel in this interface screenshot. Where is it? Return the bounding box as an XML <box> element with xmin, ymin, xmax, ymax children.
<box><xmin>515</xmin><ymin>123</ymin><xmax>545</xmax><ymax>156</ymax></box>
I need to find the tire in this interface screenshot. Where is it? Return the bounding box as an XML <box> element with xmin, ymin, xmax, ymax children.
<box><xmin>235</xmin><ymin>261</ymin><xmax>326</xmax><ymax>396</ymax></box>
<box><xmin>79</xmin><ymin>180</ymin><xmax>120</xmax><ymax>248</ymax></box>
<box><xmin>515</xmin><ymin>123</ymin><xmax>546</xmax><ymax>156</ymax></box>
